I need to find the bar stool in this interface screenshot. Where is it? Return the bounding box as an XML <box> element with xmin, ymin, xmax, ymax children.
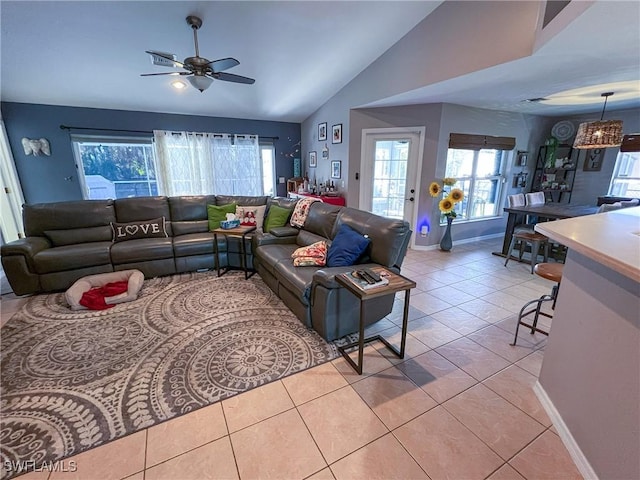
<box><xmin>504</xmin><ymin>230</ymin><xmax>549</xmax><ymax>274</ymax></box>
<box><xmin>511</xmin><ymin>262</ymin><xmax>564</xmax><ymax>345</ymax></box>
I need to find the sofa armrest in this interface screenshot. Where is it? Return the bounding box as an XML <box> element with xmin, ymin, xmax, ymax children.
<box><xmin>1</xmin><ymin>237</ymin><xmax>51</xmax><ymax>265</ymax></box>
<box><xmin>252</xmin><ymin>231</ymin><xmax>298</xmax><ymax>249</ymax></box>
<box><xmin>269</xmin><ymin>226</ymin><xmax>299</xmax><ymax>237</ymax></box>
<box><xmin>313</xmin><ymin>263</ymin><xmax>390</xmax><ymax>289</ymax></box>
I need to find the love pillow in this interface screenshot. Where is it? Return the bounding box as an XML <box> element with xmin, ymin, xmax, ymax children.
<box><xmin>111</xmin><ymin>217</ymin><xmax>168</xmax><ymax>242</ymax></box>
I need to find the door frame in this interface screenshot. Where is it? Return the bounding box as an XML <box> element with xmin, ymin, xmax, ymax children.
<box><xmin>359</xmin><ymin>126</ymin><xmax>425</xmax><ymax>249</ymax></box>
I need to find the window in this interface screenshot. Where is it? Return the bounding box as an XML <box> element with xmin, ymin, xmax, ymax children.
<box><xmin>73</xmin><ymin>133</ymin><xmax>277</xmax><ymax>199</ymax></box>
<box><xmin>445</xmin><ymin>148</ymin><xmax>507</xmax><ymax>222</ymax></box>
<box><xmin>261</xmin><ymin>143</ymin><xmax>276</xmax><ymax>196</ymax></box>
<box><xmin>608</xmin><ymin>152</ymin><xmax>640</xmax><ymax>197</ymax></box>
<box><xmin>72</xmin><ymin>136</ymin><xmax>157</xmax><ymax>200</ymax></box>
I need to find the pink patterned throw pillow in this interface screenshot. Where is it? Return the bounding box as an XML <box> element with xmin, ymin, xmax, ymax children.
<box><xmin>291</xmin><ymin>241</ymin><xmax>327</xmax><ymax>267</ymax></box>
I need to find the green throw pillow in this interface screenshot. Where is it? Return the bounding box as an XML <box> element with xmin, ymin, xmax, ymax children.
<box><xmin>264</xmin><ymin>205</ymin><xmax>292</xmax><ymax>232</ymax></box>
<box><xmin>207</xmin><ymin>203</ymin><xmax>237</xmax><ymax>231</ymax></box>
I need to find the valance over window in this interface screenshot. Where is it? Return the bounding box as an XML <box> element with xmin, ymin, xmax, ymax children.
<box><xmin>620</xmin><ymin>134</ymin><xmax>640</xmax><ymax>152</ymax></box>
<box><xmin>449</xmin><ymin>133</ymin><xmax>516</xmax><ymax>151</ymax></box>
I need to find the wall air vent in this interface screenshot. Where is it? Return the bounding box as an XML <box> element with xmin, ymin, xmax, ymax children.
<box><xmin>148</xmin><ymin>52</ymin><xmax>177</xmax><ymax>67</ymax></box>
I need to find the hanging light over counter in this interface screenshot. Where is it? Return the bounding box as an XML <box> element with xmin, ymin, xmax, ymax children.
<box><xmin>573</xmin><ymin>92</ymin><xmax>623</xmax><ymax>149</ymax></box>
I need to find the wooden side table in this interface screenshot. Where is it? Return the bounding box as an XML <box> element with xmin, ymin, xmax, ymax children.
<box><xmin>335</xmin><ymin>267</ymin><xmax>416</xmax><ymax>374</ymax></box>
<box><xmin>212</xmin><ymin>225</ymin><xmax>257</xmax><ymax>279</ymax></box>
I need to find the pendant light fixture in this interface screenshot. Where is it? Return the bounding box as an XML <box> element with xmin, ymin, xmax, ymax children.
<box><xmin>573</xmin><ymin>92</ymin><xmax>623</xmax><ymax>149</ymax></box>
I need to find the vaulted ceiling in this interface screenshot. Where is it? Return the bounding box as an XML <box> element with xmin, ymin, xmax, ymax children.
<box><xmin>1</xmin><ymin>1</ymin><xmax>638</xmax><ymax>123</ymax></box>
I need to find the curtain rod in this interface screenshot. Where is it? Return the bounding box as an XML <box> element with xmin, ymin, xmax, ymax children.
<box><xmin>59</xmin><ymin>125</ymin><xmax>279</xmax><ymax>141</ymax></box>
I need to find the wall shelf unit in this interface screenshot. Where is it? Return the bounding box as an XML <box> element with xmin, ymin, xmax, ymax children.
<box><xmin>531</xmin><ymin>144</ymin><xmax>577</xmax><ymax>203</ymax></box>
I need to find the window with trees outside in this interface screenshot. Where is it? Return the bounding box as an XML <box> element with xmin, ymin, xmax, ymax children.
<box><xmin>72</xmin><ymin>136</ymin><xmax>157</xmax><ymax>200</ymax></box>
<box><xmin>444</xmin><ymin>148</ymin><xmax>507</xmax><ymax>223</ymax></box>
<box><xmin>72</xmin><ymin>135</ymin><xmax>277</xmax><ymax>200</ymax></box>
<box><xmin>608</xmin><ymin>151</ymin><xmax>640</xmax><ymax>198</ymax></box>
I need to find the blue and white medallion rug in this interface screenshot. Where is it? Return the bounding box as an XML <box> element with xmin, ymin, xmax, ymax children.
<box><xmin>0</xmin><ymin>271</ymin><xmax>338</xmax><ymax>479</ymax></box>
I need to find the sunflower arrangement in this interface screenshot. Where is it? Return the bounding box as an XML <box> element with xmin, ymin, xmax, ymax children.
<box><xmin>429</xmin><ymin>177</ymin><xmax>464</xmax><ymax>219</ymax></box>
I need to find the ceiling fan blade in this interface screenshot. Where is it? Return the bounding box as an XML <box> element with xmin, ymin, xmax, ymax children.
<box><xmin>213</xmin><ymin>72</ymin><xmax>255</xmax><ymax>85</ymax></box>
<box><xmin>145</xmin><ymin>50</ymin><xmax>186</xmax><ymax>68</ymax></box>
<box><xmin>140</xmin><ymin>72</ymin><xmax>190</xmax><ymax>77</ymax></box>
<box><xmin>207</xmin><ymin>57</ymin><xmax>240</xmax><ymax>72</ymax></box>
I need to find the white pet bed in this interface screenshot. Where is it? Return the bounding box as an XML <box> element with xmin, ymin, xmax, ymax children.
<box><xmin>65</xmin><ymin>269</ymin><xmax>144</xmax><ymax>311</ymax></box>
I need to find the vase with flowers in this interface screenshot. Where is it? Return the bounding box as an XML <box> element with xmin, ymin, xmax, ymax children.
<box><xmin>429</xmin><ymin>177</ymin><xmax>464</xmax><ymax>251</ymax></box>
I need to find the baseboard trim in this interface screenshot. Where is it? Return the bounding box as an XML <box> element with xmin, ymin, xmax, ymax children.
<box><xmin>534</xmin><ymin>380</ymin><xmax>598</xmax><ymax>480</ymax></box>
<box><xmin>411</xmin><ymin>232</ymin><xmax>503</xmax><ymax>251</ymax></box>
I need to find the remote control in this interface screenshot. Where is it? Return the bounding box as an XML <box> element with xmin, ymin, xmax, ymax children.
<box><xmin>363</xmin><ymin>268</ymin><xmax>381</xmax><ymax>282</ymax></box>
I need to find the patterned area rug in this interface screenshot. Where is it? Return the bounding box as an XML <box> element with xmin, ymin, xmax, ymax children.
<box><xmin>0</xmin><ymin>272</ymin><xmax>339</xmax><ymax>479</ymax></box>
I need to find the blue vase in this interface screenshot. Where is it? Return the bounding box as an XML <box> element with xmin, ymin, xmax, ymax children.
<box><xmin>440</xmin><ymin>217</ymin><xmax>453</xmax><ymax>251</ymax></box>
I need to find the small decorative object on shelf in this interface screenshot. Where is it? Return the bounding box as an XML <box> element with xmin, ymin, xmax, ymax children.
<box><xmin>429</xmin><ymin>177</ymin><xmax>464</xmax><ymax>252</ymax></box>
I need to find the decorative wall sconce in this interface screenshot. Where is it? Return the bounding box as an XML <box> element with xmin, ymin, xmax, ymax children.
<box><xmin>21</xmin><ymin>138</ymin><xmax>51</xmax><ymax>156</ymax></box>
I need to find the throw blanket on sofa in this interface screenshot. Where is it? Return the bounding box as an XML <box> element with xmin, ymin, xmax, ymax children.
<box><xmin>290</xmin><ymin>197</ymin><xmax>322</xmax><ymax>228</ymax></box>
<box><xmin>79</xmin><ymin>281</ymin><xmax>129</xmax><ymax>310</ymax></box>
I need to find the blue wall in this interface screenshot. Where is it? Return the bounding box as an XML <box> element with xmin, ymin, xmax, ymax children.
<box><xmin>1</xmin><ymin>102</ymin><xmax>301</xmax><ymax>204</ymax></box>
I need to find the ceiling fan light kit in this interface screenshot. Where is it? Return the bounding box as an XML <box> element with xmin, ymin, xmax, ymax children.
<box><xmin>141</xmin><ymin>15</ymin><xmax>255</xmax><ymax>93</ymax></box>
<box><xmin>573</xmin><ymin>92</ymin><xmax>624</xmax><ymax>149</ymax></box>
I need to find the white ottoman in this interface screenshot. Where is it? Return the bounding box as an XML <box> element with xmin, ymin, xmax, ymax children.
<box><xmin>65</xmin><ymin>270</ymin><xmax>145</xmax><ymax>311</ymax></box>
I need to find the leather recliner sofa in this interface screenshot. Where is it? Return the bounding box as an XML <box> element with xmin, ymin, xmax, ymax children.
<box><xmin>253</xmin><ymin>202</ymin><xmax>412</xmax><ymax>341</ymax></box>
<box><xmin>1</xmin><ymin>195</ymin><xmax>296</xmax><ymax>296</ymax></box>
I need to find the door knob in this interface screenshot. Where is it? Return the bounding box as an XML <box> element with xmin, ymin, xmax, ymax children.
<box><xmin>410</xmin><ymin>189</ymin><xmax>415</xmax><ymax>194</ymax></box>
<box><xmin>406</xmin><ymin>197</ymin><xmax>415</xmax><ymax>202</ymax></box>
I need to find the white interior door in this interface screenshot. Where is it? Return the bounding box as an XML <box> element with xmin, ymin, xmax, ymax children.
<box><xmin>360</xmin><ymin>127</ymin><xmax>424</xmax><ymax>246</ymax></box>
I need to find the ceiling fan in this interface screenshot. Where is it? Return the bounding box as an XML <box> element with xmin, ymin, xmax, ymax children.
<box><xmin>141</xmin><ymin>15</ymin><xmax>255</xmax><ymax>92</ymax></box>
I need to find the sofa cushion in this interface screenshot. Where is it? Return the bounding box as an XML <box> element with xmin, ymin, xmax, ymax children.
<box><xmin>236</xmin><ymin>205</ymin><xmax>267</xmax><ymax>230</ymax></box>
<box><xmin>327</xmin><ymin>224</ymin><xmax>371</xmax><ymax>267</ymax></box>
<box><xmin>169</xmin><ymin>195</ymin><xmax>216</xmax><ymax>221</ymax></box>
<box><xmin>173</xmin><ymin>232</ymin><xmax>216</xmax><ymax>258</ymax></box>
<box><xmin>110</xmin><ymin>238</ymin><xmax>174</xmax><ymax>264</ymax></box>
<box><xmin>216</xmin><ymin>195</ymin><xmax>268</xmax><ymax>207</ymax></box>
<box><xmin>304</xmin><ymin>202</ymin><xmax>342</xmax><ymax>239</ymax></box>
<box><xmin>333</xmin><ymin>207</ymin><xmax>411</xmax><ymax>268</ymax></box>
<box><xmin>34</xmin><ymin>242</ymin><xmax>113</xmax><ymax>274</ymax></box>
<box><xmin>292</xmin><ymin>241</ymin><xmax>327</xmax><ymax>267</ymax></box>
<box><xmin>111</xmin><ymin>217</ymin><xmax>168</xmax><ymax>242</ymax></box>
<box><xmin>274</xmin><ymin>260</ymin><xmax>317</xmax><ymax>305</ymax></box>
<box><xmin>171</xmin><ymin>220</ymin><xmax>209</xmax><ymax>236</ymax></box>
<box><xmin>24</xmin><ymin>200</ymin><xmax>115</xmax><ymax>237</ymax></box>
<box><xmin>264</xmin><ymin>205</ymin><xmax>293</xmax><ymax>232</ymax></box>
<box><xmin>45</xmin><ymin>226</ymin><xmax>113</xmax><ymax>247</ymax></box>
<box><xmin>255</xmin><ymin>244</ymin><xmax>298</xmax><ymax>275</ymax></box>
<box><xmin>207</xmin><ymin>203</ymin><xmax>237</xmax><ymax>231</ymax></box>
<box><xmin>114</xmin><ymin>196</ymin><xmax>173</xmax><ymax>236</ymax></box>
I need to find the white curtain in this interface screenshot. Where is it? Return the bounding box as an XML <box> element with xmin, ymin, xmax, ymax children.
<box><xmin>213</xmin><ymin>134</ymin><xmax>262</xmax><ymax>195</ymax></box>
<box><xmin>153</xmin><ymin>130</ymin><xmax>216</xmax><ymax>196</ymax></box>
<box><xmin>154</xmin><ymin>131</ymin><xmax>263</xmax><ymax>196</ymax></box>
<box><xmin>0</xmin><ymin>120</ymin><xmax>25</xmax><ymax>241</ymax></box>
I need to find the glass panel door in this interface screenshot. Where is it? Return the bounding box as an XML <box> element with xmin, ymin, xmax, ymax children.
<box><xmin>371</xmin><ymin>140</ymin><xmax>410</xmax><ymax>219</ymax></box>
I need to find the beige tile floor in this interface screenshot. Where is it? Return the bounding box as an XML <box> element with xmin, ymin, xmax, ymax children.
<box><xmin>1</xmin><ymin>239</ymin><xmax>583</xmax><ymax>480</ymax></box>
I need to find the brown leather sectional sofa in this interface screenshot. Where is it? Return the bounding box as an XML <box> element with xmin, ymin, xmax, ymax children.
<box><xmin>1</xmin><ymin>196</ymin><xmax>411</xmax><ymax>341</ymax></box>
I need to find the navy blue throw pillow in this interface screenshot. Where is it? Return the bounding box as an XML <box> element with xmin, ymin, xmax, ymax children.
<box><xmin>327</xmin><ymin>224</ymin><xmax>371</xmax><ymax>267</ymax></box>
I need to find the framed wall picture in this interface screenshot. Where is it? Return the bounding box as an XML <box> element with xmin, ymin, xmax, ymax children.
<box><xmin>309</xmin><ymin>151</ymin><xmax>317</xmax><ymax>168</ymax></box>
<box><xmin>332</xmin><ymin>124</ymin><xmax>342</xmax><ymax>144</ymax></box>
<box><xmin>583</xmin><ymin>148</ymin><xmax>604</xmax><ymax>171</ymax></box>
<box><xmin>331</xmin><ymin>160</ymin><xmax>341</xmax><ymax>179</ymax></box>
<box><xmin>318</xmin><ymin>122</ymin><xmax>327</xmax><ymax>142</ymax></box>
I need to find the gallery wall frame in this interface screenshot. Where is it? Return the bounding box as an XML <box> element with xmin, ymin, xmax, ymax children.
<box><xmin>331</xmin><ymin>160</ymin><xmax>341</xmax><ymax>178</ymax></box>
<box><xmin>582</xmin><ymin>148</ymin><xmax>604</xmax><ymax>171</ymax></box>
<box><xmin>332</xmin><ymin>124</ymin><xmax>342</xmax><ymax>144</ymax></box>
<box><xmin>309</xmin><ymin>151</ymin><xmax>317</xmax><ymax>168</ymax></box>
<box><xmin>318</xmin><ymin>122</ymin><xmax>327</xmax><ymax>142</ymax></box>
